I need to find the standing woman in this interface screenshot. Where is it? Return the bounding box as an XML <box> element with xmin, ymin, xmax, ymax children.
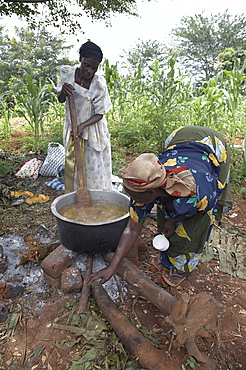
<box><xmin>57</xmin><ymin>41</ymin><xmax>112</xmax><ymax>192</ymax></box>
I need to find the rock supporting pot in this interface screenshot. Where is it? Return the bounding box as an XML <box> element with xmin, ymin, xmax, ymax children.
<box><xmin>51</xmin><ymin>190</ymin><xmax>130</xmax><ymax>254</ymax></box>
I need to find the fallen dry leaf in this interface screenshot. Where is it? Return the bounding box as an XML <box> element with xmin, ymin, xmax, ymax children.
<box><xmin>239</xmin><ymin>309</ymin><xmax>246</xmax><ymax>315</ymax></box>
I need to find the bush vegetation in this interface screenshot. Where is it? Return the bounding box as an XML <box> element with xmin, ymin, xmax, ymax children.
<box><xmin>0</xmin><ymin>56</ymin><xmax>245</xmax><ymax>194</ymax></box>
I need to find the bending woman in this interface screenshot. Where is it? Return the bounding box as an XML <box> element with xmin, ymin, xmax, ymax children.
<box><xmin>57</xmin><ymin>41</ymin><xmax>112</xmax><ymax>192</ymax></box>
<box><xmin>88</xmin><ymin>126</ymin><xmax>232</xmax><ymax>287</ymax></box>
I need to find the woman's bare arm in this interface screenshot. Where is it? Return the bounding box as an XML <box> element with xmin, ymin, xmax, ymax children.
<box><xmin>87</xmin><ymin>218</ymin><xmax>143</xmax><ymax>285</ymax></box>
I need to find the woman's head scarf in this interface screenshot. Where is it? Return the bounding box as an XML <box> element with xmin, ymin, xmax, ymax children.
<box><xmin>79</xmin><ymin>41</ymin><xmax>103</xmax><ymax>63</ymax></box>
<box><xmin>119</xmin><ymin>153</ymin><xmax>196</xmax><ymax>197</ymax></box>
<box><xmin>119</xmin><ymin>153</ymin><xmax>166</xmax><ymax>192</ymax></box>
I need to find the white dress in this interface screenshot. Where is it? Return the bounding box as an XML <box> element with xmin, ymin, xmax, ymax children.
<box><xmin>57</xmin><ymin>65</ymin><xmax>112</xmax><ymax>191</ymax></box>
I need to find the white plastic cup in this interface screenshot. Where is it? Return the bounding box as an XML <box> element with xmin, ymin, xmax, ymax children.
<box><xmin>152</xmin><ymin>234</ymin><xmax>170</xmax><ymax>251</ymax></box>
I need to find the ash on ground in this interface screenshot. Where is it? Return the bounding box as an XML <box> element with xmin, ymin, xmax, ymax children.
<box><xmin>0</xmin><ymin>233</ymin><xmax>130</xmax><ymax>304</ymax></box>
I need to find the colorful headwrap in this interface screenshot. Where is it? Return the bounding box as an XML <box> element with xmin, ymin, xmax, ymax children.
<box><xmin>119</xmin><ymin>153</ymin><xmax>166</xmax><ymax>192</ymax></box>
<box><xmin>79</xmin><ymin>41</ymin><xmax>103</xmax><ymax>63</ymax></box>
<box><xmin>163</xmin><ymin>168</ymin><xmax>196</xmax><ymax>197</ymax></box>
<box><xmin>119</xmin><ymin>153</ymin><xmax>196</xmax><ymax>197</ymax></box>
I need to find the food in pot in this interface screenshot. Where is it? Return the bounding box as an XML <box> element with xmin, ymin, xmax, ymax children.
<box><xmin>59</xmin><ymin>201</ymin><xmax>127</xmax><ymax>223</ymax></box>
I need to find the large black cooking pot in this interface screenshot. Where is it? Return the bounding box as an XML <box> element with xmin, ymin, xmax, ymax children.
<box><xmin>51</xmin><ymin>190</ymin><xmax>130</xmax><ymax>254</ymax></box>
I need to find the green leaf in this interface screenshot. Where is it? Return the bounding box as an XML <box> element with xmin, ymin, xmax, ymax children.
<box><xmin>69</xmin><ymin>348</ymin><xmax>96</xmax><ymax>370</ymax></box>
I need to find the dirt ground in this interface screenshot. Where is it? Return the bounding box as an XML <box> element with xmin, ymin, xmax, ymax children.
<box><xmin>0</xmin><ymin>153</ymin><xmax>246</xmax><ymax>369</ymax></box>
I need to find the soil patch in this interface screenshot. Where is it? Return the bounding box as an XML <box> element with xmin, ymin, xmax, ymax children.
<box><xmin>0</xmin><ymin>151</ymin><xmax>246</xmax><ymax>369</ymax></box>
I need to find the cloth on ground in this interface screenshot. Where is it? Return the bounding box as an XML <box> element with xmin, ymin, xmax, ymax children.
<box><xmin>15</xmin><ymin>158</ymin><xmax>43</xmax><ymax>181</ymax></box>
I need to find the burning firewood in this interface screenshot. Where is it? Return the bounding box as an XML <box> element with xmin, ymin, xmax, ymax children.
<box><xmin>77</xmin><ymin>255</ymin><xmax>93</xmax><ymax>314</ymax></box>
<box><xmin>15</xmin><ymin>234</ymin><xmax>60</xmax><ymax>267</ymax></box>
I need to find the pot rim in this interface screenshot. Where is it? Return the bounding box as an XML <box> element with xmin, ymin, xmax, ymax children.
<box><xmin>51</xmin><ymin>189</ymin><xmax>130</xmax><ymax>226</ymax></box>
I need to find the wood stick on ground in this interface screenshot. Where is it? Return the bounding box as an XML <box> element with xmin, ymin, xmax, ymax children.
<box><xmin>77</xmin><ymin>255</ymin><xmax>93</xmax><ymax>314</ymax></box>
<box><xmin>169</xmin><ymin>292</ymin><xmax>189</xmax><ymax>325</ymax></box>
<box><xmin>91</xmin><ymin>280</ymin><xmax>181</xmax><ymax>370</ymax></box>
<box><xmin>104</xmin><ymin>252</ymin><xmax>177</xmax><ymax>315</ymax></box>
<box><xmin>104</xmin><ymin>252</ymin><xmax>221</xmax><ymax>369</ymax></box>
<box><xmin>166</xmin><ymin>292</ymin><xmax>222</xmax><ymax>367</ymax></box>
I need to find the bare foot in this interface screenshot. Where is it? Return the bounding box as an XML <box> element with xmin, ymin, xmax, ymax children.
<box><xmin>150</xmin><ymin>255</ymin><xmax>161</xmax><ymax>269</ymax></box>
<box><xmin>150</xmin><ymin>255</ymin><xmax>168</xmax><ymax>271</ymax></box>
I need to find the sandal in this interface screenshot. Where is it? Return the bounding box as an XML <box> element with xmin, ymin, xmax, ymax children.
<box><xmin>25</xmin><ymin>194</ymin><xmax>50</xmax><ymax>204</ymax></box>
<box><xmin>151</xmin><ymin>255</ymin><xmax>163</xmax><ymax>270</ymax></box>
<box><xmin>162</xmin><ymin>269</ymin><xmax>186</xmax><ymax>287</ymax></box>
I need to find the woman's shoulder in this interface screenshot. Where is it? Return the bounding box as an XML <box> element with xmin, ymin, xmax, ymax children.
<box><xmin>92</xmin><ymin>74</ymin><xmax>107</xmax><ymax>88</ymax></box>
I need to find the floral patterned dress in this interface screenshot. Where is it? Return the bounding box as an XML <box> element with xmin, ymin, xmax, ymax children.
<box><xmin>57</xmin><ymin>65</ymin><xmax>112</xmax><ymax>191</ymax></box>
<box><xmin>128</xmin><ymin>126</ymin><xmax>232</xmax><ymax>275</ymax></box>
